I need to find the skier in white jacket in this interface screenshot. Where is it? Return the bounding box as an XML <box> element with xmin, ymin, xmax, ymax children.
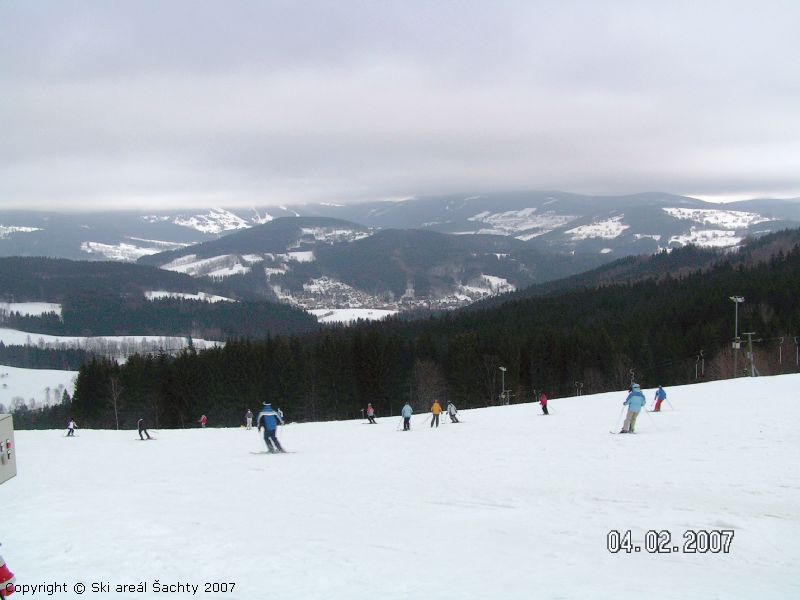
<box><xmin>447</xmin><ymin>401</ymin><xmax>460</xmax><ymax>423</ymax></box>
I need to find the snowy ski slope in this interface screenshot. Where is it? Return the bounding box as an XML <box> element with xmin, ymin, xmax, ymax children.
<box><xmin>2</xmin><ymin>375</ymin><xmax>799</xmax><ymax>599</ymax></box>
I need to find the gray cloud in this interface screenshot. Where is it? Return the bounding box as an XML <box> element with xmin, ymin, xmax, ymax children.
<box><xmin>1</xmin><ymin>0</ymin><xmax>799</xmax><ymax>210</ymax></box>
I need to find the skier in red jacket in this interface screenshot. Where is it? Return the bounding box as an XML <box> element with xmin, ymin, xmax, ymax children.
<box><xmin>199</xmin><ymin>415</ymin><xmax>208</xmax><ymax>428</ymax></box>
<box><xmin>539</xmin><ymin>392</ymin><xmax>549</xmax><ymax>415</ymax></box>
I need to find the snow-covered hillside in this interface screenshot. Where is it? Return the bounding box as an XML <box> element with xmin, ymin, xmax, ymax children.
<box><xmin>566</xmin><ymin>214</ymin><xmax>629</xmax><ymax>240</ymax></box>
<box><xmin>80</xmin><ymin>239</ymin><xmax>190</xmax><ymax>262</ymax></box>
<box><xmin>662</xmin><ymin>207</ymin><xmax>772</xmax><ymax>229</ymax></box>
<box><xmin>0</xmin><ymin>364</ymin><xmax>76</xmax><ymax>410</ymax></box>
<box><xmin>146</xmin><ymin>207</ymin><xmax>251</xmax><ymax>235</ymax></box>
<box><xmin>0</xmin><ymin>328</ymin><xmax>222</xmax><ymax>360</ymax></box>
<box><xmin>308</xmin><ymin>308</ymin><xmax>398</xmax><ymax>323</ymax></box>
<box><xmin>0</xmin><ymin>225</ymin><xmax>41</xmax><ymax>239</ymax></box>
<box><xmin>144</xmin><ymin>290</ymin><xmax>235</xmax><ymax>303</ymax></box>
<box><xmin>465</xmin><ymin>206</ymin><xmax>578</xmax><ymax>238</ymax></box>
<box><xmin>3</xmin><ymin>375</ymin><xmax>798</xmax><ymax>599</ymax></box>
<box><xmin>0</xmin><ymin>302</ymin><xmax>62</xmax><ymax>317</ymax></box>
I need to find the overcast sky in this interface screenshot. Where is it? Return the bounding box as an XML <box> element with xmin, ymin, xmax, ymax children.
<box><xmin>1</xmin><ymin>0</ymin><xmax>798</xmax><ymax>211</ymax></box>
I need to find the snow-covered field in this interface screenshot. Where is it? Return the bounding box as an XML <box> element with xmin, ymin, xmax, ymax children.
<box><xmin>172</xmin><ymin>208</ymin><xmax>250</xmax><ymax>234</ymax></box>
<box><xmin>0</xmin><ymin>225</ymin><xmax>41</xmax><ymax>239</ymax></box>
<box><xmin>162</xmin><ymin>254</ymin><xmax>252</xmax><ymax>278</ymax></box>
<box><xmin>0</xmin><ymin>328</ymin><xmax>222</xmax><ymax>358</ymax></box>
<box><xmin>566</xmin><ymin>215</ymin><xmax>629</xmax><ymax>240</ymax></box>
<box><xmin>663</xmin><ymin>207</ymin><xmax>772</xmax><ymax>229</ymax></box>
<box><xmin>144</xmin><ymin>291</ymin><xmax>235</xmax><ymax>304</ymax></box>
<box><xmin>309</xmin><ymin>308</ymin><xmax>398</xmax><ymax>323</ymax></box>
<box><xmin>0</xmin><ymin>302</ymin><xmax>62</xmax><ymax>317</ymax></box>
<box><xmin>466</xmin><ymin>208</ymin><xmax>577</xmax><ymax>237</ymax></box>
<box><xmin>0</xmin><ymin>364</ymin><xmax>76</xmax><ymax>409</ymax></box>
<box><xmin>80</xmin><ymin>240</ymin><xmax>189</xmax><ymax>262</ymax></box>
<box><xmin>669</xmin><ymin>228</ymin><xmax>743</xmax><ymax>248</ymax></box>
<box><xmin>3</xmin><ymin>375</ymin><xmax>798</xmax><ymax>599</ymax></box>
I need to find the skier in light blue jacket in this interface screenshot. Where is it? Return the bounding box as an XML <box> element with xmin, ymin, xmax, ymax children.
<box><xmin>401</xmin><ymin>402</ymin><xmax>413</xmax><ymax>431</ymax></box>
<box><xmin>620</xmin><ymin>383</ymin><xmax>646</xmax><ymax>433</ymax></box>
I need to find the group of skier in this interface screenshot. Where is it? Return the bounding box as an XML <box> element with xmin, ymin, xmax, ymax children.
<box><xmin>65</xmin><ymin>383</ymin><xmax>669</xmax><ymax>444</ymax></box>
<box><xmin>619</xmin><ymin>384</ymin><xmax>668</xmax><ymax>433</ymax></box>
<box><xmin>397</xmin><ymin>399</ymin><xmax>460</xmax><ymax>430</ymax></box>
<box><xmin>386</xmin><ymin>382</ymin><xmax>667</xmax><ymax>435</ymax></box>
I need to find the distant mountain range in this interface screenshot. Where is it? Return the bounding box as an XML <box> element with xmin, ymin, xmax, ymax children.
<box><xmin>1</xmin><ymin>192</ymin><xmax>798</xmax><ymax>311</ymax></box>
<box><xmin>135</xmin><ymin>217</ymin><xmax>610</xmax><ymax>310</ymax></box>
<box><xmin>2</xmin><ymin>192</ymin><xmax>799</xmax><ymax>261</ymax></box>
<box><xmin>2</xmin><ymin>225</ymin><xmax>798</xmax><ymax>342</ymax></box>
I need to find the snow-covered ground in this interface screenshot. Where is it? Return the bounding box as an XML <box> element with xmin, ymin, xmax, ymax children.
<box><xmin>466</xmin><ymin>208</ymin><xmax>577</xmax><ymax>237</ymax></box>
<box><xmin>161</xmin><ymin>254</ymin><xmax>252</xmax><ymax>278</ymax></box>
<box><xmin>80</xmin><ymin>238</ymin><xmax>190</xmax><ymax>262</ymax></box>
<box><xmin>172</xmin><ymin>208</ymin><xmax>250</xmax><ymax>234</ymax></box>
<box><xmin>3</xmin><ymin>375</ymin><xmax>798</xmax><ymax>599</ymax></box>
<box><xmin>283</xmin><ymin>250</ymin><xmax>314</xmax><ymax>263</ymax></box>
<box><xmin>0</xmin><ymin>328</ymin><xmax>222</xmax><ymax>359</ymax></box>
<box><xmin>309</xmin><ymin>308</ymin><xmax>398</xmax><ymax>323</ymax></box>
<box><xmin>80</xmin><ymin>241</ymin><xmax>166</xmax><ymax>261</ymax></box>
<box><xmin>669</xmin><ymin>229</ymin><xmax>742</xmax><ymax>248</ymax></box>
<box><xmin>144</xmin><ymin>291</ymin><xmax>235</xmax><ymax>304</ymax></box>
<box><xmin>663</xmin><ymin>207</ymin><xmax>772</xmax><ymax>229</ymax></box>
<box><xmin>566</xmin><ymin>215</ymin><xmax>629</xmax><ymax>240</ymax></box>
<box><xmin>0</xmin><ymin>225</ymin><xmax>41</xmax><ymax>239</ymax></box>
<box><xmin>0</xmin><ymin>302</ymin><xmax>62</xmax><ymax>317</ymax></box>
<box><xmin>0</xmin><ymin>364</ymin><xmax>76</xmax><ymax>410</ymax></box>
<box><xmin>458</xmin><ymin>274</ymin><xmax>516</xmax><ymax>297</ymax></box>
<box><xmin>298</xmin><ymin>227</ymin><xmax>371</xmax><ymax>243</ymax></box>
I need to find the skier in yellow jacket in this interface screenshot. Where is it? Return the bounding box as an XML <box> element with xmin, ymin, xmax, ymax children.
<box><xmin>431</xmin><ymin>400</ymin><xmax>442</xmax><ymax>428</ymax></box>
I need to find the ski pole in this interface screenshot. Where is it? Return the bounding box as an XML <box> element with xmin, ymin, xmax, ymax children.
<box><xmin>642</xmin><ymin>407</ymin><xmax>658</xmax><ymax>431</ymax></box>
<box><xmin>666</xmin><ymin>398</ymin><xmax>676</xmax><ymax>410</ymax></box>
<box><xmin>277</xmin><ymin>424</ymin><xmax>287</xmax><ymax>446</ymax></box>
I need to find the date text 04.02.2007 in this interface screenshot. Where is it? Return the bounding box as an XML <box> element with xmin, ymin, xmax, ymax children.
<box><xmin>607</xmin><ymin>529</ymin><xmax>734</xmax><ymax>554</ymax></box>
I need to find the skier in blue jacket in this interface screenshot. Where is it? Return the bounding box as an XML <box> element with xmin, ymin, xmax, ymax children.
<box><xmin>257</xmin><ymin>402</ymin><xmax>286</xmax><ymax>453</ymax></box>
<box><xmin>401</xmin><ymin>402</ymin><xmax>413</xmax><ymax>431</ymax></box>
<box><xmin>620</xmin><ymin>384</ymin><xmax>646</xmax><ymax>433</ymax></box>
<box><xmin>653</xmin><ymin>386</ymin><xmax>667</xmax><ymax>412</ymax></box>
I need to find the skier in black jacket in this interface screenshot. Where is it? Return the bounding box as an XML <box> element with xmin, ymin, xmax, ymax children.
<box><xmin>137</xmin><ymin>418</ymin><xmax>152</xmax><ymax>440</ymax></box>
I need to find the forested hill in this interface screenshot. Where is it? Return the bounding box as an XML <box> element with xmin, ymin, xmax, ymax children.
<box><xmin>0</xmin><ymin>257</ymin><xmax>318</xmax><ymax>339</ymax></box>
<box><xmin>19</xmin><ymin>231</ymin><xmax>797</xmax><ymax>431</ymax></box>
<box><xmin>0</xmin><ymin>256</ymin><xmax>249</xmax><ymax>301</ymax></box>
<box><xmin>136</xmin><ymin>216</ymin><xmax>369</xmax><ymax>266</ymax></box>
<box><xmin>476</xmin><ymin>228</ymin><xmax>800</xmax><ymax>306</ymax></box>
<box><xmin>311</xmin><ymin>229</ymin><xmax>609</xmax><ymax>299</ymax></box>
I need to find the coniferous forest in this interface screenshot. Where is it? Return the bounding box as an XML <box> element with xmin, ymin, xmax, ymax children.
<box><xmin>14</xmin><ymin>230</ymin><xmax>800</xmax><ymax>430</ymax></box>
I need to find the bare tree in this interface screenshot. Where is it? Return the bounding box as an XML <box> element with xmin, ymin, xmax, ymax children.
<box><xmin>109</xmin><ymin>376</ymin><xmax>123</xmax><ymax>430</ymax></box>
<box><xmin>481</xmin><ymin>354</ymin><xmax>501</xmax><ymax>405</ymax></box>
<box><xmin>412</xmin><ymin>359</ymin><xmax>447</xmax><ymax>409</ymax></box>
